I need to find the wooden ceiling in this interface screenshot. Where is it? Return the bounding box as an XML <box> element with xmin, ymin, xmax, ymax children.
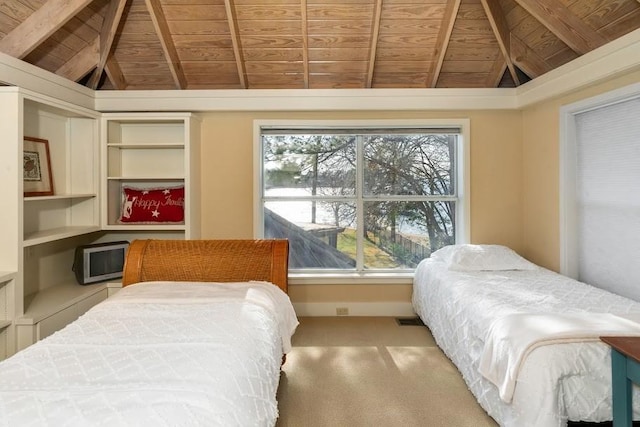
<box><xmin>0</xmin><ymin>0</ymin><xmax>639</xmax><ymax>90</ymax></box>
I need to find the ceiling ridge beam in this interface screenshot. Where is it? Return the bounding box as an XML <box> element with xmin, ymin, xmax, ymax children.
<box><xmin>301</xmin><ymin>0</ymin><xmax>309</xmax><ymax>89</ymax></box>
<box><xmin>513</xmin><ymin>0</ymin><xmax>608</xmax><ymax>54</ymax></box>
<box><xmin>145</xmin><ymin>0</ymin><xmax>187</xmax><ymax>89</ymax></box>
<box><xmin>224</xmin><ymin>0</ymin><xmax>247</xmax><ymax>89</ymax></box>
<box><xmin>428</xmin><ymin>0</ymin><xmax>461</xmax><ymax>88</ymax></box>
<box><xmin>55</xmin><ymin>37</ymin><xmax>99</xmax><ymax>82</ymax></box>
<box><xmin>480</xmin><ymin>0</ymin><xmax>520</xmax><ymax>86</ymax></box>
<box><xmin>88</xmin><ymin>0</ymin><xmax>128</xmax><ymax>90</ymax></box>
<box><xmin>0</xmin><ymin>0</ymin><xmax>94</xmax><ymax>59</ymax></box>
<box><xmin>366</xmin><ymin>0</ymin><xmax>383</xmax><ymax>88</ymax></box>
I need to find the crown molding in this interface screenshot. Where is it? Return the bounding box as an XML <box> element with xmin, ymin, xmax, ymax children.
<box><xmin>0</xmin><ymin>51</ymin><xmax>94</xmax><ymax>110</ymax></box>
<box><xmin>516</xmin><ymin>28</ymin><xmax>640</xmax><ymax>108</ymax></box>
<box><xmin>93</xmin><ymin>87</ymin><xmax>517</xmax><ymax>112</ymax></box>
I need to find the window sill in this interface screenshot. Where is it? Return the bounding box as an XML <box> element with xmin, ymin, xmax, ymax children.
<box><xmin>288</xmin><ymin>273</ymin><xmax>413</xmax><ymax>286</ymax></box>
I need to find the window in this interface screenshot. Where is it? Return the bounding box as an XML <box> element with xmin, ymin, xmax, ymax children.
<box><xmin>255</xmin><ymin>120</ymin><xmax>469</xmax><ymax>275</ymax></box>
<box><xmin>561</xmin><ymin>85</ymin><xmax>640</xmax><ymax>301</ymax></box>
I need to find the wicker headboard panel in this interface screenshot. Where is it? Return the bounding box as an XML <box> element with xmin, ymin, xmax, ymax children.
<box><xmin>122</xmin><ymin>239</ymin><xmax>289</xmax><ymax>293</ymax></box>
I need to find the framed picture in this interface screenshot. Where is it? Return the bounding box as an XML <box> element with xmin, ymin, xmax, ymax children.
<box><xmin>23</xmin><ymin>136</ymin><xmax>54</xmax><ymax>197</ymax></box>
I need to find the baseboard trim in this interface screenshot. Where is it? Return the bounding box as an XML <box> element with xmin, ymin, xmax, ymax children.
<box><xmin>292</xmin><ymin>302</ymin><xmax>415</xmax><ymax>317</ymax></box>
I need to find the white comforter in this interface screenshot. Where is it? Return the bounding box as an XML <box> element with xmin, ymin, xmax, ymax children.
<box><xmin>0</xmin><ymin>281</ymin><xmax>299</xmax><ymax>427</ymax></box>
<box><xmin>479</xmin><ymin>312</ymin><xmax>640</xmax><ymax>403</ymax></box>
<box><xmin>412</xmin><ymin>258</ymin><xmax>640</xmax><ymax>427</ymax></box>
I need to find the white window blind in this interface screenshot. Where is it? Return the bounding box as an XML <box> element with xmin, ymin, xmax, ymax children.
<box><xmin>575</xmin><ymin>96</ymin><xmax>640</xmax><ymax>301</ymax></box>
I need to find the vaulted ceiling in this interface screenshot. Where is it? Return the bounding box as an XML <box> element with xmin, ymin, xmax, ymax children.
<box><xmin>0</xmin><ymin>0</ymin><xmax>639</xmax><ymax>91</ymax></box>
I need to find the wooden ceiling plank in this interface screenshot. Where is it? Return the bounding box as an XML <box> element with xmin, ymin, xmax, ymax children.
<box><xmin>224</xmin><ymin>0</ymin><xmax>247</xmax><ymax>88</ymax></box>
<box><xmin>510</xmin><ymin>32</ymin><xmax>552</xmax><ymax>78</ymax></box>
<box><xmin>366</xmin><ymin>0</ymin><xmax>383</xmax><ymax>88</ymax></box>
<box><xmin>0</xmin><ymin>0</ymin><xmax>94</xmax><ymax>59</ymax></box>
<box><xmin>105</xmin><ymin>56</ymin><xmax>127</xmax><ymax>89</ymax></box>
<box><xmin>145</xmin><ymin>0</ymin><xmax>188</xmax><ymax>89</ymax></box>
<box><xmin>88</xmin><ymin>0</ymin><xmax>128</xmax><ymax>89</ymax></box>
<box><xmin>512</xmin><ymin>0</ymin><xmax>608</xmax><ymax>54</ymax></box>
<box><xmin>438</xmin><ymin>72</ymin><xmax>494</xmax><ymax>88</ymax></box>
<box><xmin>301</xmin><ymin>0</ymin><xmax>309</xmax><ymax>88</ymax></box>
<box><xmin>428</xmin><ymin>0</ymin><xmax>461</xmax><ymax>88</ymax></box>
<box><xmin>480</xmin><ymin>0</ymin><xmax>520</xmax><ymax>85</ymax></box>
<box><xmin>75</xmin><ymin>1</ymin><xmax>110</xmax><ymax>33</ymax></box>
<box><xmin>55</xmin><ymin>37</ymin><xmax>99</xmax><ymax>81</ymax></box>
<box><xmin>598</xmin><ymin>8</ymin><xmax>640</xmax><ymax>40</ymax></box>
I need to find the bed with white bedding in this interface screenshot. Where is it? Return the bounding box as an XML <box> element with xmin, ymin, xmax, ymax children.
<box><xmin>0</xmin><ymin>239</ymin><xmax>298</xmax><ymax>427</ymax></box>
<box><xmin>412</xmin><ymin>244</ymin><xmax>640</xmax><ymax>427</ymax></box>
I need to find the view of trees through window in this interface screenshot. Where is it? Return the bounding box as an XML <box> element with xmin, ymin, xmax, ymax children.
<box><xmin>261</xmin><ymin>128</ymin><xmax>459</xmax><ymax>271</ymax></box>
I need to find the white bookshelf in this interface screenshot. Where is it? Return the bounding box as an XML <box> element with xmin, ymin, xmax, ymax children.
<box><xmin>23</xmin><ymin>226</ymin><xmax>102</xmax><ymax>247</ymax></box>
<box><xmin>101</xmin><ymin>113</ymin><xmax>201</xmax><ymax>239</ymax></box>
<box><xmin>0</xmin><ymin>87</ymin><xmax>105</xmax><ymax>357</ymax></box>
<box><xmin>0</xmin><ymin>91</ymin><xmax>202</xmax><ymax>357</ymax></box>
<box><xmin>0</xmin><ymin>272</ymin><xmax>15</xmax><ymax>359</ymax></box>
<box><xmin>0</xmin><ymin>272</ymin><xmax>15</xmax><ymax>284</ymax></box>
<box><xmin>18</xmin><ymin>280</ymin><xmax>107</xmax><ymax>325</ymax></box>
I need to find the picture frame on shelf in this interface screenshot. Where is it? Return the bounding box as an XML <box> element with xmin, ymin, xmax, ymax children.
<box><xmin>23</xmin><ymin>136</ymin><xmax>54</xmax><ymax>197</ymax></box>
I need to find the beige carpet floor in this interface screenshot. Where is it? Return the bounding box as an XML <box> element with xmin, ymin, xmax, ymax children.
<box><xmin>276</xmin><ymin>317</ymin><xmax>498</xmax><ymax>427</ymax></box>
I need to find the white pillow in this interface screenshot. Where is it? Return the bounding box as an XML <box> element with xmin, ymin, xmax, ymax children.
<box><xmin>430</xmin><ymin>244</ymin><xmax>538</xmax><ymax>271</ymax></box>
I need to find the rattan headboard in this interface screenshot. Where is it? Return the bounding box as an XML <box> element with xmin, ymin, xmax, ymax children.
<box><xmin>122</xmin><ymin>239</ymin><xmax>289</xmax><ymax>293</ymax></box>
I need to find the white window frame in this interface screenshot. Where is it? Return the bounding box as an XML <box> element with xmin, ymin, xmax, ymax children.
<box><xmin>559</xmin><ymin>81</ymin><xmax>640</xmax><ymax>277</ymax></box>
<box><xmin>253</xmin><ymin>119</ymin><xmax>471</xmax><ymax>283</ymax></box>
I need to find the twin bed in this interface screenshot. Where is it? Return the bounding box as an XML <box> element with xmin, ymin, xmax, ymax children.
<box><xmin>412</xmin><ymin>244</ymin><xmax>640</xmax><ymax>427</ymax></box>
<box><xmin>4</xmin><ymin>239</ymin><xmax>639</xmax><ymax>426</ymax></box>
<box><xmin>0</xmin><ymin>239</ymin><xmax>298</xmax><ymax>426</ymax></box>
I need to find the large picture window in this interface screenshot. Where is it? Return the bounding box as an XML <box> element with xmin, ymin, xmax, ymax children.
<box><xmin>255</xmin><ymin>121</ymin><xmax>469</xmax><ymax>274</ymax></box>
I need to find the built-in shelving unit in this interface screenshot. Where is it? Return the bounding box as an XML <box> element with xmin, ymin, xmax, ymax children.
<box><xmin>23</xmin><ymin>226</ymin><xmax>102</xmax><ymax>247</ymax></box>
<box><xmin>0</xmin><ymin>87</ymin><xmax>106</xmax><ymax>356</ymax></box>
<box><xmin>0</xmin><ymin>90</ymin><xmax>203</xmax><ymax>358</ymax></box>
<box><xmin>15</xmin><ymin>280</ymin><xmax>107</xmax><ymax>349</ymax></box>
<box><xmin>0</xmin><ymin>272</ymin><xmax>15</xmax><ymax>359</ymax></box>
<box><xmin>101</xmin><ymin>113</ymin><xmax>201</xmax><ymax>239</ymax></box>
<box><xmin>0</xmin><ymin>272</ymin><xmax>15</xmax><ymax>285</ymax></box>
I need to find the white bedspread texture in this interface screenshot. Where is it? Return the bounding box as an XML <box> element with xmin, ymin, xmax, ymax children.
<box><xmin>0</xmin><ymin>281</ymin><xmax>298</xmax><ymax>427</ymax></box>
<box><xmin>479</xmin><ymin>312</ymin><xmax>640</xmax><ymax>402</ymax></box>
<box><xmin>412</xmin><ymin>258</ymin><xmax>640</xmax><ymax>427</ymax></box>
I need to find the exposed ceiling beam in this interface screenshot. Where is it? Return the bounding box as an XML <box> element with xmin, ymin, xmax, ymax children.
<box><xmin>513</xmin><ymin>0</ymin><xmax>608</xmax><ymax>54</ymax></box>
<box><xmin>0</xmin><ymin>0</ymin><xmax>94</xmax><ymax>59</ymax></box>
<box><xmin>145</xmin><ymin>0</ymin><xmax>187</xmax><ymax>89</ymax></box>
<box><xmin>301</xmin><ymin>0</ymin><xmax>309</xmax><ymax>88</ymax></box>
<box><xmin>480</xmin><ymin>0</ymin><xmax>520</xmax><ymax>86</ymax></box>
<box><xmin>88</xmin><ymin>0</ymin><xmax>127</xmax><ymax>89</ymax></box>
<box><xmin>510</xmin><ymin>33</ymin><xmax>552</xmax><ymax>78</ymax></box>
<box><xmin>486</xmin><ymin>60</ymin><xmax>507</xmax><ymax>88</ymax></box>
<box><xmin>224</xmin><ymin>0</ymin><xmax>247</xmax><ymax>89</ymax></box>
<box><xmin>55</xmin><ymin>37</ymin><xmax>99</xmax><ymax>82</ymax></box>
<box><xmin>428</xmin><ymin>0</ymin><xmax>461</xmax><ymax>88</ymax></box>
<box><xmin>366</xmin><ymin>0</ymin><xmax>383</xmax><ymax>88</ymax></box>
<box><xmin>104</xmin><ymin>56</ymin><xmax>127</xmax><ymax>89</ymax></box>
